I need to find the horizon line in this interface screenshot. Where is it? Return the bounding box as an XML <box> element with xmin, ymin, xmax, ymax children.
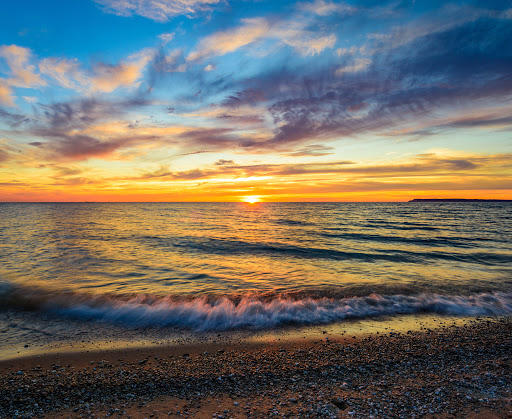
<box><xmin>1</xmin><ymin>200</ymin><xmax>511</xmax><ymax>204</ymax></box>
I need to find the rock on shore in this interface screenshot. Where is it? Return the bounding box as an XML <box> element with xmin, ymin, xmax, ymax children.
<box><xmin>0</xmin><ymin>317</ymin><xmax>511</xmax><ymax>418</ymax></box>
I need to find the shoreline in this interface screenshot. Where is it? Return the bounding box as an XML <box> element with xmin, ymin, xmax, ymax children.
<box><xmin>1</xmin><ymin>317</ymin><xmax>511</xmax><ymax>418</ymax></box>
<box><xmin>0</xmin><ymin>312</ymin><xmax>477</xmax><ymax>362</ymax></box>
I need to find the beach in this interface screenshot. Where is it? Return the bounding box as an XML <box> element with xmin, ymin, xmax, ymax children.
<box><xmin>1</xmin><ymin>317</ymin><xmax>511</xmax><ymax>418</ymax></box>
<box><xmin>1</xmin><ymin>202</ymin><xmax>511</xmax><ymax>417</ymax></box>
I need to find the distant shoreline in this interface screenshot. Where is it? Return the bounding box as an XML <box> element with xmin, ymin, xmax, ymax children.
<box><xmin>409</xmin><ymin>198</ymin><xmax>512</xmax><ymax>202</ymax></box>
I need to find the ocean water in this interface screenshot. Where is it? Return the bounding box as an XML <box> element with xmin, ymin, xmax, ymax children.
<box><xmin>1</xmin><ymin>202</ymin><xmax>511</xmax><ymax>352</ymax></box>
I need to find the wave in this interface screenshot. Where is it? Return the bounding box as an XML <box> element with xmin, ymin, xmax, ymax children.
<box><xmin>320</xmin><ymin>231</ymin><xmax>495</xmax><ymax>248</ymax></box>
<box><xmin>273</xmin><ymin>218</ymin><xmax>313</xmax><ymax>226</ymax></box>
<box><xmin>139</xmin><ymin>235</ymin><xmax>512</xmax><ymax>265</ymax></box>
<box><xmin>1</xmin><ymin>283</ymin><xmax>511</xmax><ymax>331</ymax></box>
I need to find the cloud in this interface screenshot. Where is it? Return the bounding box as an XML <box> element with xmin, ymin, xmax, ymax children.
<box><xmin>0</xmin><ymin>147</ymin><xmax>10</xmax><ymax>163</ymax></box>
<box><xmin>4</xmin><ymin>3</ymin><xmax>512</xmax><ymax>168</ymax></box>
<box><xmin>53</xmin><ymin>166</ymin><xmax>84</xmax><ymax>176</ymax></box>
<box><xmin>299</xmin><ymin>0</ymin><xmax>356</xmax><ymax>16</ymax></box>
<box><xmin>215</xmin><ymin>159</ymin><xmax>234</xmax><ymax>166</ymax></box>
<box><xmin>0</xmin><ymin>107</ymin><xmax>31</xmax><ymax>127</ymax></box>
<box><xmin>149</xmin><ymin>48</ymin><xmax>187</xmax><ymax>76</ymax></box>
<box><xmin>90</xmin><ymin>48</ymin><xmax>154</xmax><ymax>93</ymax></box>
<box><xmin>278</xmin><ymin>30</ymin><xmax>336</xmax><ymax>56</ymax></box>
<box><xmin>187</xmin><ymin>18</ymin><xmax>270</xmax><ymax>61</ymax></box>
<box><xmin>0</xmin><ymin>82</ymin><xmax>15</xmax><ymax>107</ymax></box>
<box><xmin>37</xmin><ymin>98</ymin><xmax>127</xmax><ymax>130</ymax></box>
<box><xmin>187</xmin><ymin>14</ymin><xmax>337</xmax><ymax>62</ymax></box>
<box><xmin>49</xmin><ymin>134</ymin><xmax>128</xmax><ymax>160</ymax></box>
<box><xmin>137</xmin><ymin>160</ymin><xmax>356</xmax><ymax>181</ymax></box>
<box><xmin>39</xmin><ymin>57</ymin><xmax>88</xmax><ymax>90</ymax></box>
<box><xmin>23</xmin><ymin>96</ymin><xmax>37</xmax><ymax>103</ymax></box>
<box><xmin>140</xmin><ymin>165</ymin><xmax>218</xmax><ymax>180</ymax></box>
<box><xmin>17</xmin><ymin>96</ymin><xmax>160</xmax><ymax>161</ymax></box>
<box><xmin>221</xmin><ymin>89</ymin><xmax>265</xmax><ymax>108</ymax></box>
<box><xmin>136</xmin><ymin>152</ymin><xmax>512</xmax><ymax>183</ymax></box>
<box><xmin>436</xmin><ymin>114</ymin><xmax>512</xmax><ymax>130</ymax></box>
<box><xmin>233</xmin><ymin>15</ymin><xmax>512</xmax><ymax>148</ymax></box>
<box><xmin>335</xmin><ymin>58</ymin><xmax>371</xmax><ymax>75</ymax></box>
<box><xmin>387</xmin><ymin>113</ymin><xmax>512</xmax><ymax>140</ymax></box>
<box><xmin>152</xmin><ymin>3</ymin><xmax>511</xmax><ymax>155</ymax></box>
<box><xmin>284</xmin><ymin>144</ymin><xmax>335</xmax><ymax>157</ymax></box>
<box><xmin>95</xmin><ymin>0</ymin><xmax>222</xmax><ymax>22</ymax></box>
<box><xmin>216</xmin><ymin>113</ymin><xmax>265</xmax><ymax>126</ymax></box>
<box><xmin>158</xmin><ymin>32</ymin><xmax>175</xmax><ymax>44</ymax></box>
<box><xmin>335</xmin><ymin>46</ymin><xmax>359</xmax><ymax>56</ymax></box>
<box><xmin>32</xmin><ymin>125</ymin><xmax>173</xmax><ymax>161</ymax></box>
<box><xmin>0</xmin><ymin>45</ymin><xmax>153</xmax><ymax>99</ymax></box>
<box><xmin>0</xmin><ymin>45</ymin><xmax>44</xmax><ymax>107</ymax></box>
<box><xmin>0</xmin><ymin>45</ymin><xmax>45</xmax><ymax>88</ymax></box>
<box><xmin>263</xmin><ymin>5</ymin><xmax>340</xmax><ymax>56</ymax></box>
<box><xmin>177</xmin><ymin>127</ymin><xmax>245</xmax><ymax>149</ymax></box>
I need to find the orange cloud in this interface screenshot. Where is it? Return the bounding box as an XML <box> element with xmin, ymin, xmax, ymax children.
<box><xmin>187</xmin><ymin>18</ymin><xmax>270</xmax><ymax>61</ymax></box>
<box><xmin>0</xmin><ymin>45</ymin><xmax>45</xmax><ymax>88</ymax></box>
<box><xmin>37</xmin><ymin>49</ymin><xmax>154</xmax><ymax>93</ymax></box>
<box><xmin>90</xmin><ymin>49</ymin><xmax>153</xmax><ymax>93</ymax></box>
<box><xmin>187</xmin><ymin>17</ymin><xmax>337</xmax><ymax>61</ymax></box>
<box><xmin>0</xmin><ymin>45</ymin><xmax>45</xmax><ymax>107</ymax></box>
<box><xmin>0</xmin><ymin>82</ymin><xmax>14</xmax><ymax>107</ymax></box>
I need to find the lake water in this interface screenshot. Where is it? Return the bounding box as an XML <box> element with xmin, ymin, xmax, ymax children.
<box><xmin>1</xmin><ymin>202</ymin><xmax>511</xmax><ymax>355</ymax></box>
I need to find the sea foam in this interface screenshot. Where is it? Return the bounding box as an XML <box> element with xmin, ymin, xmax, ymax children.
<box><xmin>45</xmin><ymin>291</ymin><xmax>512</xmax><ymax>331</ymax></box>
<box><xmin>1</xmin><ymin>282</ymin><xmax>511</xmax><ymax>331</ymax></box>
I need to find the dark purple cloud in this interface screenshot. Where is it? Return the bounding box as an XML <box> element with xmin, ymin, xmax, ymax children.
<box><xmin>0</xmin><ymin>108</ymin><xmax>32</xmax><ymax>128</ymax></box>
<box><xmin>4</xmin><ymin>4</ymin><xmax>512</xmax><ymax>163</ymax></box>
<box><xmin>178</xmin><ymin>128</ymin><xmax>247</xmax><ymax>149</ymax></box>
<box><xmin>222</xmin><ymin>89</ymin><xmax>265</xmax><ymax>108</ymax></box>
<box><xmin>37</xmin><ymin>97</ymin><xmax>152</xmax><ymax>131</ymax></box>
<box><xmin>4</xmin><ymin>96</ymin><xmax>158</xmax><ymax>161</ymax></box>
<box><xmin>216</xmin><ymin>113</ymin><xmax>265</xmax><ymax>125</ymax></box>
<box><xmin>203</xmin><ymin>14</ymin><xmax>512</xmax><ymax>150</ymax></box>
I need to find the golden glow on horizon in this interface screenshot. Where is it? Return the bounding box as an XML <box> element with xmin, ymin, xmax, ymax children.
<box><xmin>1</xmin><ymin>150</ymin><xmax>511</xmax><ymax>202</ymax></box>
<box><xmin>242</xmin><ymin>195</ymin><xmax>262</xmax><ymax>204</ymax></box>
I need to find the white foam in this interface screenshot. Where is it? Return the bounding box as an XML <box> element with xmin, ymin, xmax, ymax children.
<box><xmin>47</xmin><ymin>292</ymin><xmax>512</xmax><ymax>331</ymax></box>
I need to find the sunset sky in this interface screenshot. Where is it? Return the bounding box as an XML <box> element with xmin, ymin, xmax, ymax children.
<box><xmin>0</xmin><ymin>0</ymin><xmax>511</xmax><ymax>202</ymax></box>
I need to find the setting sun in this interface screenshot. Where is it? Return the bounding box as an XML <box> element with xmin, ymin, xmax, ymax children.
<box><xmin>242</xmin><ymin>196</ymin><xmax>262</xmax><ymax>204</ymax></box>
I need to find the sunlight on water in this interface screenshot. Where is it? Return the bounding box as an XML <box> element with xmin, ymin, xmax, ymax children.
<box><xmin>0</xmin><ymin>202</ymin><xmax>511</xmax><ymax>332</ymax></box>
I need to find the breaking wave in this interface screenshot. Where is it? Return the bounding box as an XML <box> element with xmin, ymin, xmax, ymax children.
<box><xmin>1</xmin><ymin>283</ymin><xmax>511</xmax><ymax>331</ymax></box>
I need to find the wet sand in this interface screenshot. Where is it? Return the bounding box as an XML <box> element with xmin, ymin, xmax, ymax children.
<box><xmin>1</xmin><ymin>317</ymin><xmax>511</xmax><ymax>418</ymax></box>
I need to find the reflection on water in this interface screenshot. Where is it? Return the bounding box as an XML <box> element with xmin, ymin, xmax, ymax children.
<box><xmin>1</xmin><ymin>202</ymin><xmax>511</xmax><ymax>297</ymax></box>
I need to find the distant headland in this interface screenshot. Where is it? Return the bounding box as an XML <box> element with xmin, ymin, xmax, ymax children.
<box><xmin>409</xmin><ymin>198</ymin><xmax>512</xmax><ymax>202</ymax></box>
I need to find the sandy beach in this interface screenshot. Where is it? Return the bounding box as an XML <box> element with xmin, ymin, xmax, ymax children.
<box><xmin>1</xmin><ymin>317</ymin><xmax>511</xmax><ymax>418</ymax></box>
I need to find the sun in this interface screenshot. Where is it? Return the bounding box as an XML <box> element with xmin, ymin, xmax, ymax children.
<box><xmin>242</xmin><ymin>195</ymin><xmax>261</xmax><ymax>204</ymax></box>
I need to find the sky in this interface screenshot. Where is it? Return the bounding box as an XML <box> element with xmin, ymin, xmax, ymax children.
<box><xmin>0</xmin><ymin>0</ymin><xmax>511</xmax><ymax>202</ymax></box>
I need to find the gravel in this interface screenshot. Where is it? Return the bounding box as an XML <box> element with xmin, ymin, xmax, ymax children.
<box><xmin>0</xmin><ymin>317</ymin><xmax>511</xmax><ymax>418</ymax></box>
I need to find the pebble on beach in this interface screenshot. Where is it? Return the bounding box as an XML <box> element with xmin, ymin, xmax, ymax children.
<box><xmin>0</xmin><ymin>317</ymin><xmax>511</xmax><ymax>418</ymax></box>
